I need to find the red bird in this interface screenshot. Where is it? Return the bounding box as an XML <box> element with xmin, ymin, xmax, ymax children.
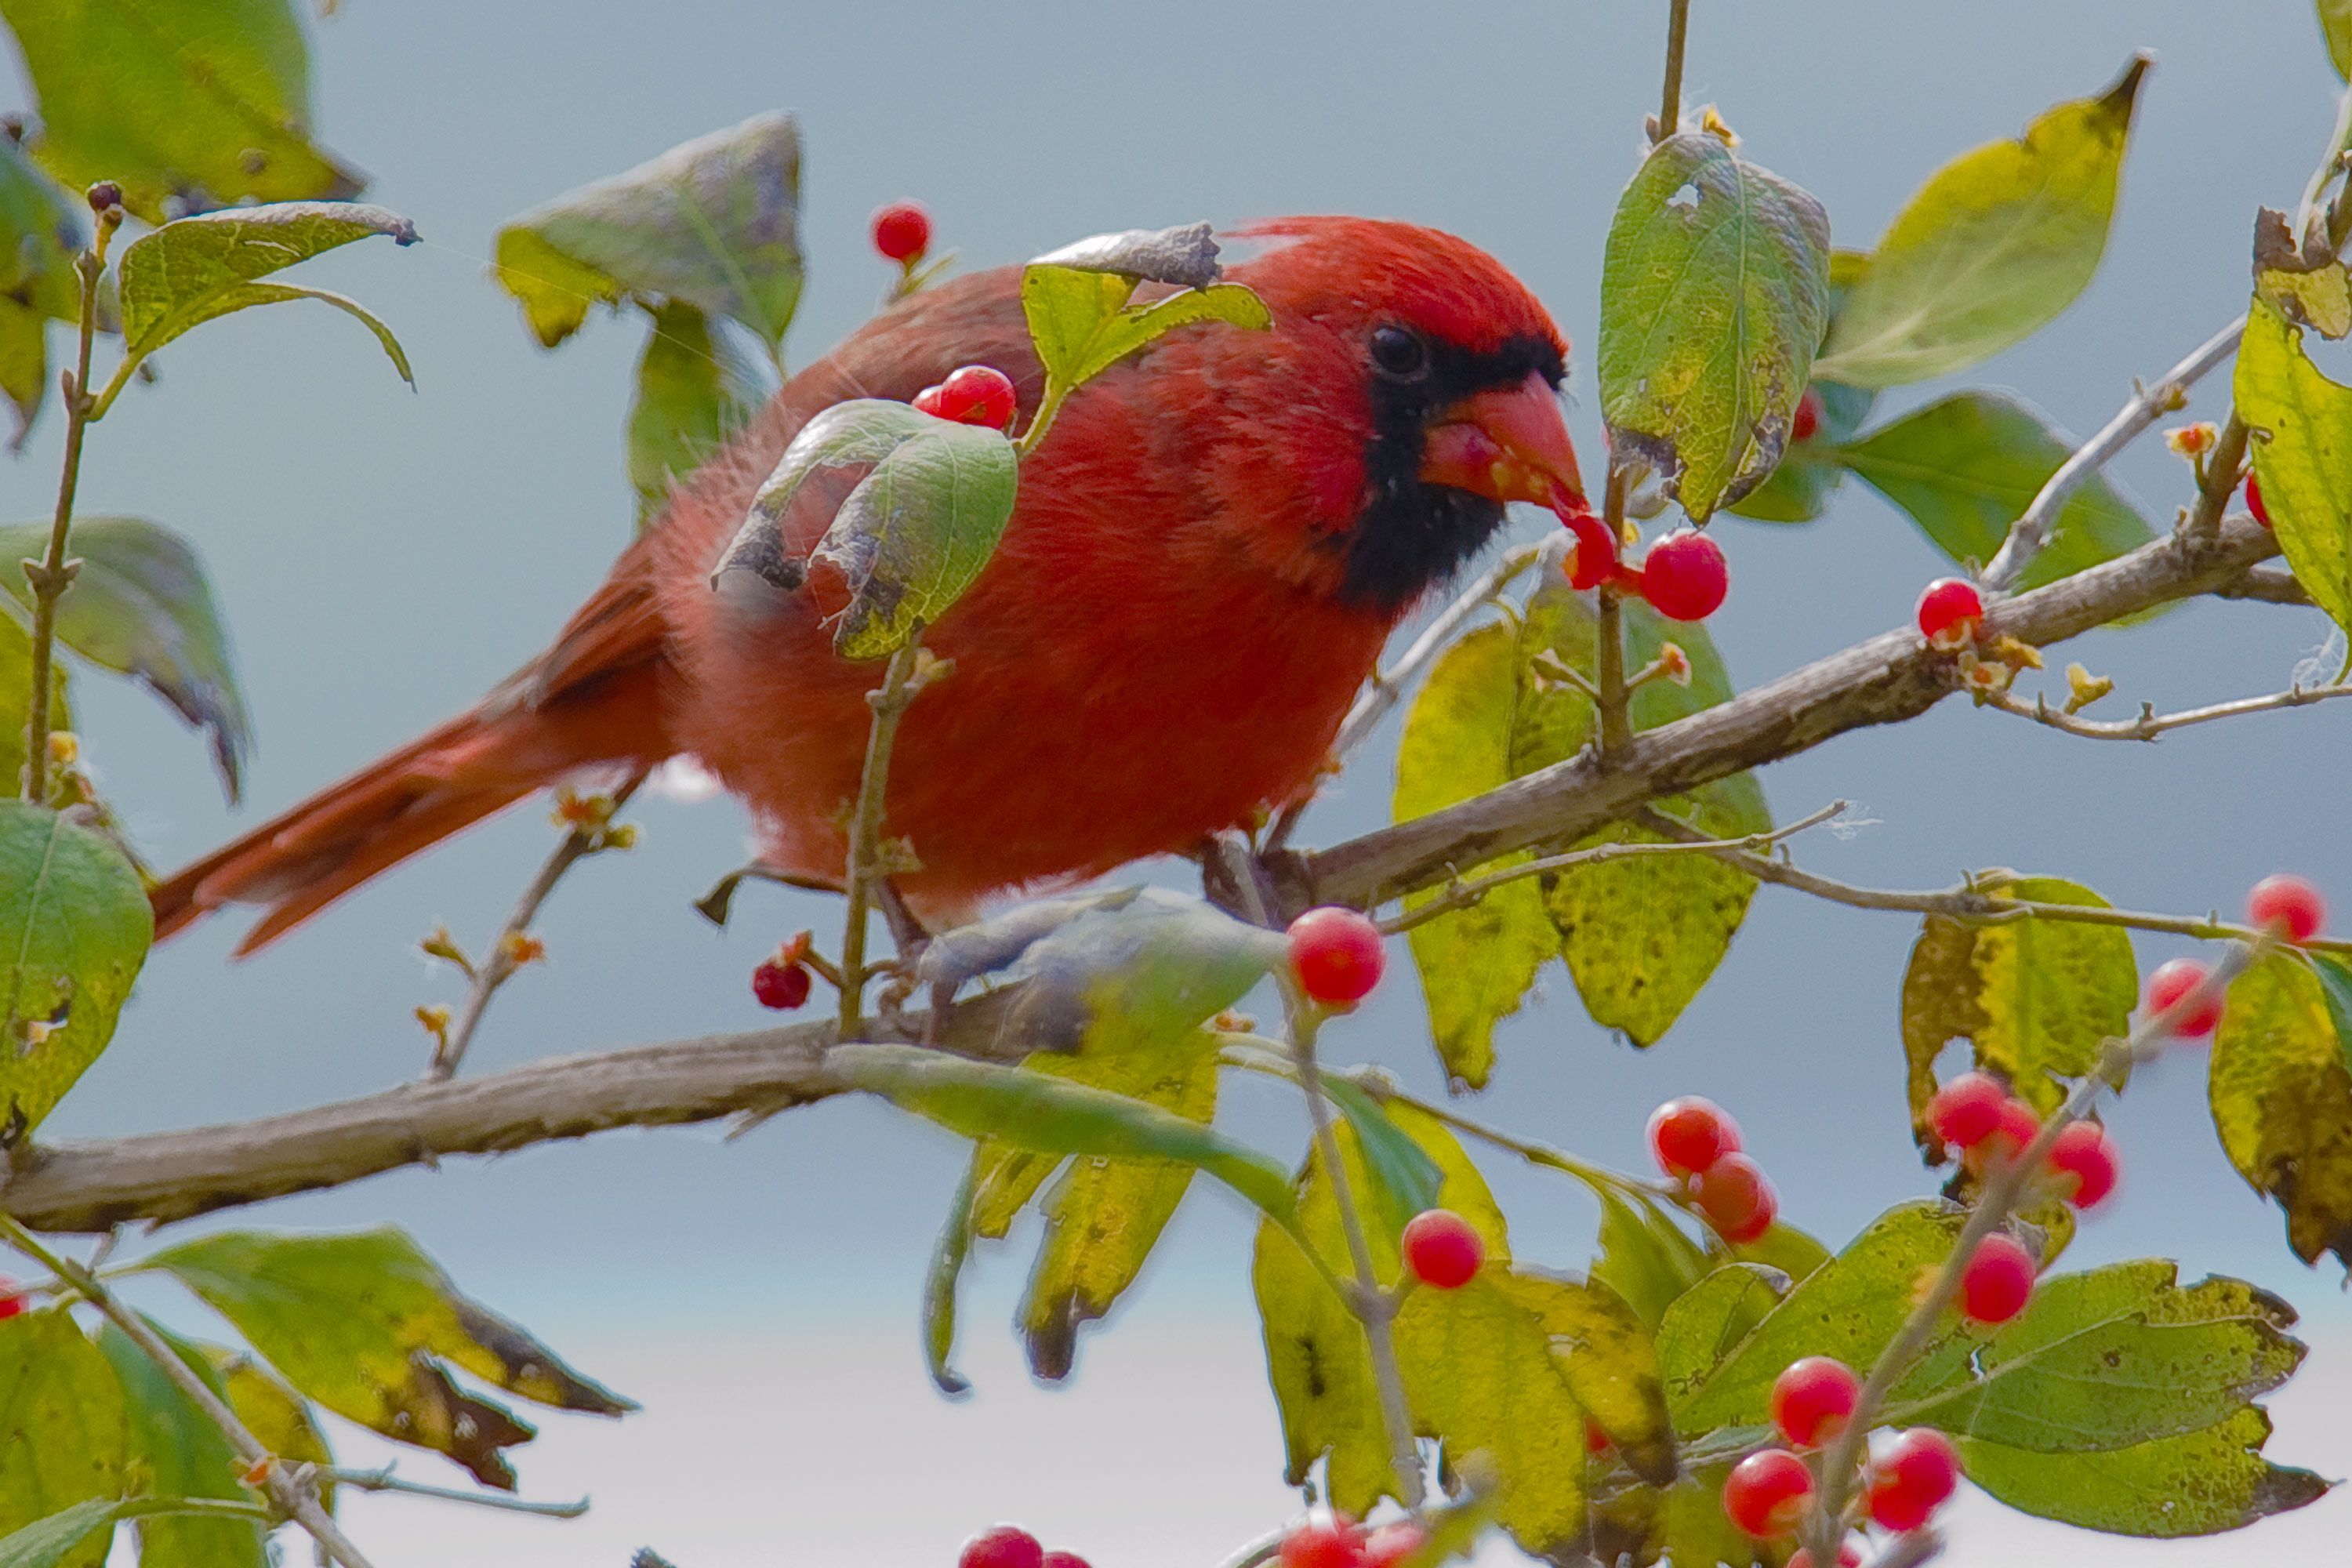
<box><xmin>152</xmin><ymin>217</ymin><xmax>1584</xmax><ymax>953</ymax></box>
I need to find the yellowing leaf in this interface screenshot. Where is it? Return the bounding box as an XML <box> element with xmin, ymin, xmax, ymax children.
<box><xmin>2321</xmin><ymin>0</ymin><xmax>2352</xmax><ymax>80</ymax></box>
<box><xmin>2236</xmin><ymin>296</ymin><xmax>2352</xmax><ymax>635</ymax></box>
<box><xmin>1900</xmin><ymin>875</ymin><xmax>2138</xmax><ymax>1151</ymax></box>
<box><xmin>0</xmin><ymin>1312</ymin><xmax>125</xmax><ymax>1568</ymax></box>
<box><xmin>2210</xmin><ymin>953</ymin><xmax>2352</xmax><ymax>1269</ymax></box>
<box><xmin>1958</xmin><ymin>1409</ymin><xmax>2326</xmax><ymax>1537</ymax></box>
<box><xmin>1815</xmin><ymin>59</ymin><xmax>2145</xmax><ymax>387</ymax></box>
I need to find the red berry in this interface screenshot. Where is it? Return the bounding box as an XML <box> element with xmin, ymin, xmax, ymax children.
<box><xmin>1915</xmin><ymin>577</ymin><xmax>1984</xmax><ymax>645</ymax></box>
<box><xmin>2246</xmin><ymin>472</ymin><xmax>2272</xmax><ymax>530</ymax></box>
<box><xmin>0</xmin><ymin>1276</ymin><xmax>21</xmax><ymax>1320</ymax></box>
<box><xmin>1722</xmin><ymin>1448</ymin><xmax>1813</xmax><ymax>1538</ymax></box>
<box><xmin>1788</xmin><ymin>1546</ymin><xmax>1861</xmax><ymax>1568</ymax></box>
<box><xmin>1791</xmin><ymin>389</ymin><xmax>1822</xmax><ymax>444</ymax></box>
<box><xmin>934</xmin><ymin>365</ymin><xmax>1018</xmax><ymax>430</ymax></box>
<box><xmin>1647</xmin><ymin>1096</ymin><xmax>1742</xmax><ymax>1177</ymax></box>
<box><xmin>1969</xmin><ymin>1097</ymin><xmax>2042</xmax><ymax>1170</ymax></box>
<box><xmin>1278</xmin><ymin>1519</ymin><xmax>1364</xmax><ymax>1568</ymax></box>
<box><xmin>871</xmin><ymin>200</ymin><xmax>931</xmax><ymax>263</ymax></box>
<box><xmin>1044</xmin><ymin>1555</ymin><xmax>1092</xmax><ymax>1568</ymax></box>
<box><xmin>1359</xmin><ymin>1523</ymin><xmax>1425</xmax><ymax>1568</ymax></box>
<box><xmin>1926</xmin><ymin>1073</ymin><xmax>2008</xmax><ymax>1152</ymax></box>
<box><xmin>1563</xmin><ymin>509</ymin><xmax>1621</xmax><ymax>590</ymax></box>
<box><xmin>1770</xmin><ymin>1356</ymin><xmax>1862</xmax><ymax>1448</ymax></box>
<box><xmin>2145</xmin><ymin>957</ymin><xmax>2223</xmax><ymax>1038</ymax></box>
<box><xmin>911</xmin><ymin>384</ymin><xmax>947</xmax><ymax>418</ymax></box>
<box><xmin>751</xmin><ymin>959</ymin><xmax>811</xmax><ymax>1011</ymax></box>
<box><xmin>1959</xmin><ymin>1232</ymin><xmax>2036</xmax><ymax>1324</ymax></box>
<box><xmin>1640</xmin><ymin>529</ymin><xmax>1729</xmax><ymax>621</ymax></box>
<box><xmin>960</xmin><ymin>1527</ymin><xmax>1045</xmax><ymax>1568</ymax></box>
<box><xmin>1585</xmin><ymin>1416</ymin><xmax>1613</xmax><ymax>1454</ymax></box>
<box><xmin>2249</xmin><ymin>874</ymin><xmax>2325</xmax><ymax>944</ymax></box>
<box><xmin>1867</xmin><ymin>1428</ymin><xmax>1962</xmax><ymax>1531</ymax></box>
<box><xmin>2047</xmin><ymin>1120</ymin><xmax>2120</xmax><ymax>1210</ymax></box>
<box><xmin>1401</xmin><ymin>1209</ymin><xmax>1484</xmax><ymax>1290</ymax></box>
<box><xmin>1287</xmin><ymin>907</ymin><xmax>1386</xmax><ymax>1005</ymax></box>
<box><xmin>1693</xmin><ymin>1152</ymin><xmax>1778</xmax><ymax>1244</ymax></box>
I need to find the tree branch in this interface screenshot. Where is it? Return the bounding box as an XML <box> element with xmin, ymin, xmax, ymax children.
<box><xmin>2211</xmin><ymin>563</ymin><xmax>2312</xmax><ymax>607</ymax></box>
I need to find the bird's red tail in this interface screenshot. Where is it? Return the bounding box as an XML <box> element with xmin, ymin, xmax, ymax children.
<box><xmin>152</xmin><ymin>559</ymin><xmax>676</xmax><ymax>956</ymax></box>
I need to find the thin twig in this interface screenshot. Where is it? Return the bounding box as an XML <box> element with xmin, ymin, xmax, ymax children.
<box><xmin>327</xmin><ymin>1464</ymin><xmax>589</xmax><ymax>1519</ymax></box>
<box><xmin>1632</xmin><ymin>809</ymin><xmax>2352</xmax><ymax>956</ymax></box>
<box><xmin>1654</xmin><ymin>0</ymin><xmax>1692</xmax><ymax>143</ymax></box>
<box><xmin>20</xmin><ymin>212</ymin><xmax>114</xmax><ymax>801</ymax></box>
<box><xmin>1380</xmin><ymin>800</ymin><xmax>1849</xmax><ymax>936</ymax></box>
<box><xmin>1595</xmin><ymin>466</ymin><xmax>1635</xmax><ymax>753</ymax></box>
<box><xmin>1979</xmin><ymin>318</ymin><xmax>2244</xmax><ymax>593</ymax></box>
<box><xmin>1868</xmin><ymin>1530</ymin><xmax>1947</xmax><ymax>1568</ymax></box>
<box><xmin>1798</xmin><ymin>944</ymin><xmax>2258</xmax><ymax>1566</ymax></box>
<box><xmin>839</xmin><ymin>637</ymin><xmax>934</xmax><ymax>1037</ymax></box>
<box><xmin>1266</xmin><ymin>539</ymin><xmax>1551</xmax><ymax>851</ymax></box>
<box><xmin>427</xmin><ymin>774</ymin><xmax>646</xmax><ymax>1081</ymax></box>
<box><xmin>1214</xmin><ymin>835</ymin><xmax>1425</xmax><ymax>1513</ymax></box>
<box><xmin>1980</xmin><ymin>682</ymin><xmax>2352</xmax><ymax>742</ymax></box>
<box><xmin>0</xmin><ymin>1218</ymin><xmax>379</xmax><ymax>1568</ymax></box>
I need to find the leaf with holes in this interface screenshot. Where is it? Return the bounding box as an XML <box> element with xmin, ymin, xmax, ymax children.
<box><xmin>0</xmin><ymin>1311</ymin><xmax>125</xmax><ymax>1567</ymax></box>
<box><xmin>1958</xmin><ymin>1408</ymin><xmax>2327</xmax><ymax>1537</ymax></box>
<box><xmin>627</xmin><ymin>301</ymin><xmax>769</xmax><ymax>528</ymax></box>
<box><xmin>1838</xmin><ymin>392</ymin><xmax>2154</xmax><ymax>584</ymax></box>
<box><xmin>1815</xmin><ymin>59</ymin><xmax>2145</xmax><ymax>386</ymax></box>
<box><xmin>2209</xmin><ymin>953</ymin><xmax>2352</xmax><ymax>1269</ymax></box>
<box><xmin>1599</xmin><ymin>132</ymin><xmax>1831</xmax><ymax>519</ymax></box>
<box><xmin>2238</xmin><ymin>296</ymin><xmax>2352</xmax><ymax>635</ymax></box>
<box><xmin>1901</xmin><ymin>875</ymin><xmax>2139</xmax><ymax>1154</ymax></box>
<box><xmin>495</xmin><ymin>112</ymin><xmax>801</xmax><ymax>350</ymax></box>
<box><xmin>0</xmin><ymin>802</ymin><xmax>151</xmax><ymax>1136</ymax></box>
<box><xmin>0</xmin><ymin>0</ymin><xmax>363</xmax><ymax>223</ymax></box>
<box><xmin>0</xmin><ymin>517</ymin><xmax>250</xmax><ymax>800</ymax></box>
<box><xmin>138</xmin><ymin>1228</ymin><xmax>632</xmax><ymax>1490</ymax></box>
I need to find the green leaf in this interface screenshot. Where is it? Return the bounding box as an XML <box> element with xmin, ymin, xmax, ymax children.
<box><xmin>1815</xmin><ymin>58</ymin><xmax>2146</xmax><ymax>386</ymax></box>
<box><xmin>0</xmin><ymin>0</ymin><xmax>363</xmax><ymax>225</ymax></box>
<box><xmin>1729</xmin><ymin>1220</ymin><xmax>1832</xmax><ymax>1286</ymax></box>
<box><xmin>1889</xmin><ymin>1261</ymin><xmax>2304</xmax><ymax>1452</ymax></box>
<box><xmin>921</xmin><ymin>1162</ymin><xmax>978</xmax><ymax>1398</ymax></box>
<box><xmin>627</xmin><ymin>300</ymin><xmax>768</xmax><ymax>529</ymax></box>
<box><xmin>0</xmin><ymin>1499</ymin><xmax>274</xmax><ymax>1568</ymax></box>
<box><xmin>1899</xmin><ymin>874</ymin><xmax>2140</xmax><ymax>1151</ymax></box>
<box><xmin>1958</xmin><ymin>1408</ymin><xmax>2328</xmax><ymax>1537</ymax></box>
<box><xmin>1728</xmin><ymin>380</ymin><xmax>1875</xmax><ymax>524</ymax></box>
<box><xmin>1598</xmin><ymin>132</ymin><xmax>1831</xmax><ymax>519</ymax></box>
<box><xmin>1657</xmin><ymin>1263</ymin><xmax>1789</xmax><ymax>1406</ymax></box>
<box><xmin>0</xmin><ymin>1310</ymin><xmax>125</xmax><ymax>1567</ymax></box>
<box><xmin>2210</xmin><ymin>953</ymin><xmax>2352</xmax><ymax>1269</ymax></box>
<box><xmin>1838</xmin><ymin>391</ymin><xmax>2155</xmax><ymax>584</ymax></box>
<box><xmin>2237</xmin><ymin>295</ymin><xmax>2352</xmax><ymax>635</ymax></box>
<box><xmin>113</xmin><ymin>202</ymin><xmax>415</xmax><ymax>390</ymax></box>
<box><xmin>0</xmin><ymin>612</ymin><xmax>70</xmax><ymax>808</ymax></box>
<box><xmin>1020</xmin><ymin>262</ymin><xmax>1269</xmax><ymax>393</ymax></box>
<box><xmin>837</xmin><ymin>1042</ymin><xmax>1293</xmax><ymax>1224</ymax></box>
<box><xmin>1499</xmin><ymin>1270</ymin><xmax>1675</xmax><ymax>1485</ymax></box>
<box><xmin>0</xmin><ymin>800</ymin><xmax>152</xmax><ymax>1136</ymax></box>
<box><xmin>1675</xmin><ymin>1201</ymin><xmax>1965</xmax><ymax>1431</ymax></box>
<box><xmin>1590</xmin><ymin>1188</ymin><xmax>1711</xmax><ymax>1333</ymax></box>
<box><xmin>96</xmin><ymin>1322</ymin><xmax>267</xmax><ymax>1568</ymax></box>
<box><xmin>140</xmin><ymin>1228</ymin><xmax>633</xmax><ymax>1490</ymax></box>
<box><xmin>0</xmin><ymin>142</ymin><xmax>84</xmax><ymax>448</ymax></box>
<box><xmin>1392</xmin><ymin>612</ymin><xmax>1563</xmax><ymax>1090</ymax></box>
<box><xmin>1254</xmin><ymin>1106</ymin><xmax>1508</xmax><ymax>1513</ymax></box>
<box><xmin>1319</xmin><ymin>1076</ymin><xmax>1445</xmax><ymax>1247</ymax></box>
<box><xmin>2310</xmin><ymin>953</ymin><xmax>2352</xmax><ymax>1078</ymax></box>
<box><xmin>0</xmin><ymin>517</ymin><xmax>250</xmax><ymax>800</ymax></box>
<box><xmin>2321</xmin><ymin>0</ymin><xmax>2352</xmax><ymax>79</ymax></box>
<box><xmin>494</xmin><ymin>112</ymin><xmax>802</xmax><ymax>350</ymax></box>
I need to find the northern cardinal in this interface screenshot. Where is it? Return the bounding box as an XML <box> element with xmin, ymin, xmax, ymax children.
<box><xmin>153</xmin><ymin>217</ymin><xmax>1585</xmax><ymax>953</ymax></box>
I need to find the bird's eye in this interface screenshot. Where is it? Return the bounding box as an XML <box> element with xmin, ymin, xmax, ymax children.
<box><xmin>1370</xmin><ymin>325</ymin><xmax>1428</xmax><ymax>379</ymax></box>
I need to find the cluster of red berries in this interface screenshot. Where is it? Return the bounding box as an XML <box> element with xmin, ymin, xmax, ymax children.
<box><xmin>872</xmin><ymin>199</ymin><xmax>933</xmax><ymax>266</ymax></box>
<box><xmin>1552</xmin><ymin>505</ymin><xmax>1728</xmax><ymax>623</ymax></box>
<box><xmin>1647</xmin><ymin>1097</ymin><xmax>1777</xmax><ymax>1243</ymax></box>
<box><xmin>751</xmin><ymin>931</ymin><xmax>817</xmax><ymax>1011</ymax></box>
<box><xmin>1277</xmin><ymin>1514</ymin><xmax>1427</xmax><ymax>1568</ymax></box>
<box><xmin>913</xmin><ymin>364</ymin><xmax>1018</xmax><ymax>430</ymax></box>
<box><xmin>1723</xmin><ymin>1356</ymin><xmax>1961</xmax><ymax>1544</ymax></box>
<box><xmin>2139</xmin><ymin>874</ymin><xmax>2326</xmax><ymax>1040</ymax></box>
<box><xmin>957</xmin><ymin>1526</ymin><xmax>1088</xmax><ymax>1568</ymax></box>
<box><xmin>1926</xmin><ymin>1073</ymin><xmax>2118</xmax><ymax>1215</ymax></box>
<box><xmin>1287</xmin><ymin>907</ymin><xmax>1387</xmax><ymax>1007</ymax></box>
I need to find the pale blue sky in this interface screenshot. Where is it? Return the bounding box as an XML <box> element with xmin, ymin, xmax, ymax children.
<box><xmin>9</xmin><ymin>2</ymin><xmax>2352</xmax><ymax>1563</ymax></box>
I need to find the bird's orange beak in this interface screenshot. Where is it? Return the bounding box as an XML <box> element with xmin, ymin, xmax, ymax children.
<box><xmin>1418</xmin><ymin>371</ymin><xmax>1588</xmax><ymax>515</ymax></box>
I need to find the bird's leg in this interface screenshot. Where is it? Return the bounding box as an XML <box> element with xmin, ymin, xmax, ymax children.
<box><xmin>873</xmin><ymin>878</ymin><xmax>956</xmax><ymax>1041</ymax></box>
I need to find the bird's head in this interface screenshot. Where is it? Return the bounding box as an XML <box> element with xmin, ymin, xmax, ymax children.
<box><xmin>1169</xmin><ymin>216</ymin><xmax>1585</xmax><ymax>615</ymax></box>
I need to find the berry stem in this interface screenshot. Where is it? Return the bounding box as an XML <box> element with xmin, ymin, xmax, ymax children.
<box><xmin>839</xmin><ymin>634</ymin><xmax>935</xmax><ymax>1038</ymax></box>
<box><xmin>1594</xmin><ymin>465</ymin><xmax>1635</xmax><ymax>754</ymax></box>
<box><xmin>1978</xmin><ymin>680</ymin><xmax>2352</xmax><ymax>742</ymax></box>
<box><xmin>1796</xmin><ymin>939</ymin><xmax>2263</xmax><ymax>1567</ymax></box>
<box><xmin>426</xmin><ymin>771</ymin><xmax>647</xmax><ymax>1081</ymax></box>
<box><xmin>1655</xmin><ymin>0</ymin><xmax>1691</xmax><ymax>143</ymax></box>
